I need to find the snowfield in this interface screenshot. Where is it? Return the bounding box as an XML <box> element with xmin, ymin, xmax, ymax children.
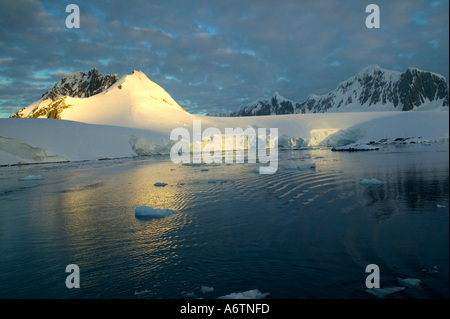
<box><xmin>0</xmin><ymin>110</ymin><xmax>448</xmax><ymax>166</ymax></box>
<box><xmin>0</xmin><ymin>70</ymin><xmax>448</xmax><ymax>166</ymax></box>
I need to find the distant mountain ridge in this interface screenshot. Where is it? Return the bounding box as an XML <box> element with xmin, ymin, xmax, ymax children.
<box><xmin>232</xmin><ymin>65</ymin><xmax>449</xmax><ymax>116</ymax></box>
<box><xmin>10</xmin><ymin>65</ymin><xmax>449</xmax><ymax>121</ymax></box>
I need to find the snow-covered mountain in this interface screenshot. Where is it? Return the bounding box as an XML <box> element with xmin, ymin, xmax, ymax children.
<box><xmin>10</xmin><ymin>69</ymin><xmax>192</xmax><ymax>130</ymax></box>
<box><xmin>232</xmin><ymin>65</ymin><xmax>449</xmax><ymax>116</ymax></box>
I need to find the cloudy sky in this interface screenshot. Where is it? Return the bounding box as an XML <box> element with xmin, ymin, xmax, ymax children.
<box><xmin>0</xmin><ymin>0</ymin><xmax>448</xmax><ymax>117</ymax></box>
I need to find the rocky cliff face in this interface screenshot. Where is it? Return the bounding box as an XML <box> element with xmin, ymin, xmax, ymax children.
<box><xmin>232</xmin><ymin>65</ymin><xmax>449</xmax><ymax>116</ymax></box>
<box><xmin>42</xmin><ymin>68</ymin><xmax>119</xmax><ymax>101</ymax></box>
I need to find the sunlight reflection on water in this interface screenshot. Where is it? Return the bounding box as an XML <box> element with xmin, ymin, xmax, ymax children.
<box><xmin>0</xmin><ymin>143</ymin><xmax>448</xmax><ymax>298</ymax></box>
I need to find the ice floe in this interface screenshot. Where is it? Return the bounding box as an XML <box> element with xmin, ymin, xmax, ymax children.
<box><xmin>134</xmin><ymin>289</ymin><xmax>151</xmax><ymax>296</ymax></box>
<box><xmin>218</xmin><ymin>289</ymin><xmax>269</xmax><ymax>299</ymax></box>
<box><xmin>422</xmin><ymin>266</ymin><xmax>439</xmax><ymax>274</ymax></box>
<box><xmin>134</xmin><ymin>206</ymin><xmax>176</xmax><ymax>218</ymax></box>
<box><xmin>19</xmin><ymin>175</ymin><xmax>44</xmax><ymax>181</ymax></box>
<box><xmin>200</xmin><ymin>286</ymin><xmax>214</xmax><ymax>293</ymax></box>
<box><xmin>154</xmin><ymin>182</ymin><xmax>168</xmax><ymax>187</ymax></box>
<box><xmin>284</xmin><ymin>163</ymin><xmax>316</xmax><ymax>170</ymax></box>
<box><xmin>397</xmin><ymin>277</ymin><xmax>421</xmax><ymax>288</ymax></box>
<box><xmin>184</xmin><ymin>285</ymin><xmax>215</xmax><ymax>298</ymax></box>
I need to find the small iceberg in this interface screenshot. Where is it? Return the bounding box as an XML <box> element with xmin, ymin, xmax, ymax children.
<box><xmin>154</xmin><ymin>182</ymin><xmax>168</xmax><ymax>187</ymax></box>
<box><xmin>359</xmin><ymin>178</ymin><xmax>384</xmax><ymax>186</ymax></box>
<box><xmin>19</xmin><ymin>175</ymin><xmax>44</xmax><ymax>181</ymax></box>
<box><xmin>397</xmin><ymin>277</ymin><xmax>421</xmax><ymax>288</ymax></box>
<box><xmin>200</xmin><ymin>286</ymin><xmax>214</xmax><ymax>293</ymax></box>
<box><xmin>134</xmin><ymin>289</ymin><xmax>151</xmax><ymax>296</ymax></box>
<box><xmin>366</xmin><ymin>287</ymin><xmax>405</xmax><ymax>298</ymax></box>
<box><xmin>218</xmin><ymin>289</ymin><xmax>269</xmax><ymax>299</ymax></box>
<box><xmin>422</xmin><ymin>266</ymin><xmax>438</xmax><ymax>274</ymax></box>
<box><xmin>284</xmin><ymin>163</ymin><xmax>316</xmax><ymax>170</ymax></box>
<box><xmin>184</xmin><ymin>291</ymin><xmax>197</xmax><ymax>298</ymax></box>
<box><xmin>134</xmin><ymin>206</ymin><xmax>176</xmax><ymax>219</ymax></box>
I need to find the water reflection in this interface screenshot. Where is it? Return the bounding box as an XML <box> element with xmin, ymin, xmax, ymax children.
<box><xmin>0</xmin><ymin>143</ymin><xmax>448</xmax><ymax>298</ymax></box>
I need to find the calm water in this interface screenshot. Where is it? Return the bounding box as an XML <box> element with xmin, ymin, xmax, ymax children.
<box><xmin>0</xmin><ymin>143</ymin><xmax>448</xmax><ymax>299</ymax></box>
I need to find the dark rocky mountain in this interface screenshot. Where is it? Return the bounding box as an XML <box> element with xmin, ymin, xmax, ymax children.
<box><xmin>42</xmin><ymin>68</ymin><xmax>119</xmax><ymax>100</ymax></box>
<box><xmin>231</xmin><ymin>65</ymin><xmax>449</xmax><ymax>116</ymax></box>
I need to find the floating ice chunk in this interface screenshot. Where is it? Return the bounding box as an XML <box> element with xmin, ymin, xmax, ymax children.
<box><xmin>218</xmin><ymin>289</ymin><xmax>269</xmax><ymax>299</ymax></box>
<box><xmin>359</xmin><ymin>178</ymin><xmax>384</xmax><ymax>186</ymax></box>
<box><xmin>366</xmin><ymin>287</ymin><xmax>405</xmax><ymax>298</ymax></box>
<box><xmin>285</xmin><ymin>163</ymin><xmax>316</xmax><ymax>170</ymax></box>
<box><xmin>184</xmin><ymin>292</ymin><xmax>197</xmax><ymax>298</ymax></box>
<box><xmin>422</xmin><ymin>266</ymin><xmax>439</xmax><ymax>274</ymax></box>
<box><xmin>154</xmin><ymin>182</ymin><xmax>167</xmax><ymax>187</ymax></box>
<box><xmin>134</xmin><ymin>289</ymin><xmax>151</xmax><ymax>296</ymax></box>
<box><xmin>332</xmin><ymin>143</ymin><xmax>379</xmax><ymax>152</ymax></box>
<box><xmin>397</xmin><ymin>277</ymin><xmax>421</xmax><ymax>288</ymax></box>
<box><xmin>134</xmin><ymin>206</ymin><xmax>176</xmax><ymax>218</ymax></box>
<box><xmin>19</xmin><ymin>175</ymin><xmax>44</xmax><ymax>181</ymax></box>
<box><xmin>200</xmin><ymin>286</ymin><xmax>214</xmax><ymax>294</ymax></box>
<box><xmin>437</xmin><ymin>204</ymin><xmax>446</xmax><ymax>208</ymax></box>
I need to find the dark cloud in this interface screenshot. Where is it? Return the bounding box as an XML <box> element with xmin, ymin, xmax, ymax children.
<box><xmin>0</xmin><ymin>0</ymin><xmax>448</xmax><ymax>117</ymax></box>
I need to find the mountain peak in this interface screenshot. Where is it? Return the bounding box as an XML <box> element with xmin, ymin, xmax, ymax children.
<box><xmin>271</xmin><ymin>91</ymin><xmax>286</xmax><ymax>101</ymax></box>
<box><xmin>10</xmin><ymin>69</ymin><xmax>189</xmax><ymax>127</ymax></box>
<box><xmin>39</xmin><ymin>68</ymin><xmax>119</xmax><ymax>101</ymax></box>
<box><xmin>232</xmin><ymin>65</ymin><xmax>449</xmax><ymax>116</ymax></box>
<box><xmin>360</xmin><ymin>64</ymin><xmax>382</xmax><ymax>73</ymax></box>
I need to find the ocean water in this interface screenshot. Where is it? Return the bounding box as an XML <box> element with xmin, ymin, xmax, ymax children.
<box><xmin>0</xmin><ymin>142</ymin><xmax>448</xmax><ymax>299</ymax></box>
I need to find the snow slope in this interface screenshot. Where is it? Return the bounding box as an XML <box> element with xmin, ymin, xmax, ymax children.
<box><xmin>12</xmin><ymin>70</ymin><xmax>194</xmax><ymax>131</ymax></box>
<box><xmin>57</xmin><ymin>70</ymin><xmax>194</xmax><ymax>131</ymax></box>
<box><xmin>1</xmin><ymin>110</ymin><xmax>448</xmax><ymax>166</ymax></box>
